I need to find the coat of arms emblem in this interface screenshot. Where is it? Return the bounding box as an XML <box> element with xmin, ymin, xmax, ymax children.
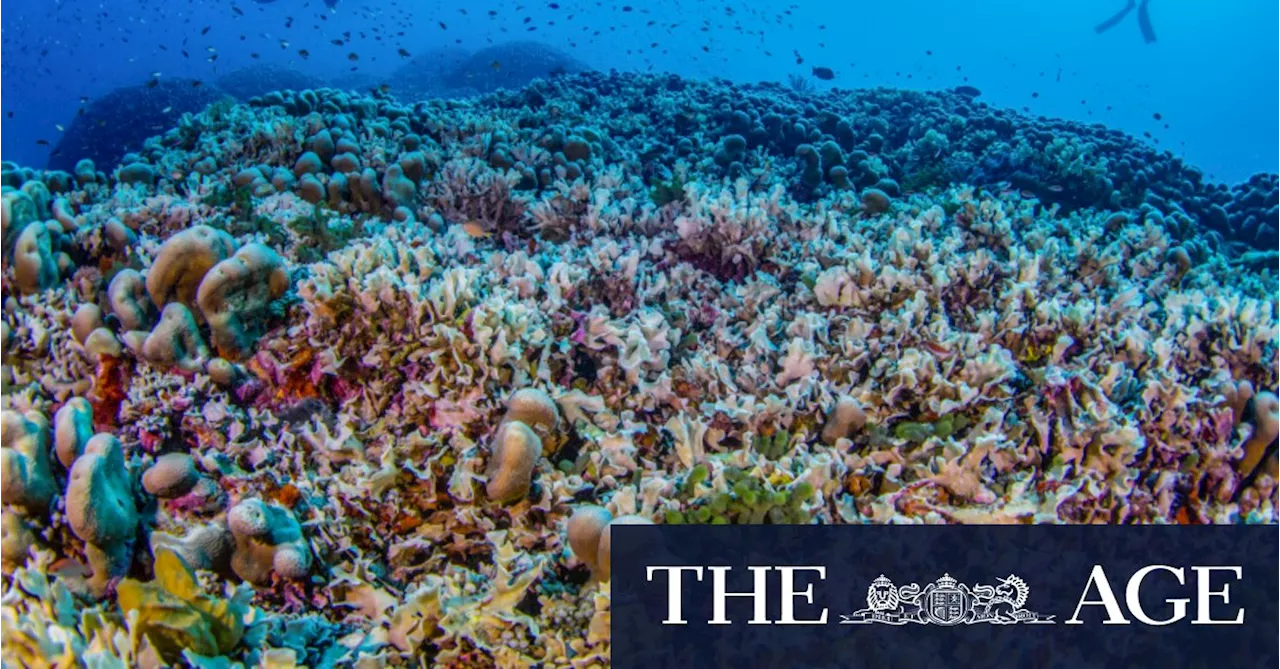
<box><xmin>840</xmin><ymin>573</ymin><xmax>1055</xmax><ymax>626</ymax></box>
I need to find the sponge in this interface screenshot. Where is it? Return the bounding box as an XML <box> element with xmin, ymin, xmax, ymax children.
<box><xmin>195</xmin><ymin>243</ymin><xmax>289</xmax><ymax>361</ymax></box>
<box><xmin>226</xmin><ymin>498</ymin><xmax>311</xmax><ymax>585</ymax></box>
<box><xmin>0</xmin><ymin>409</ymin><xmax>57</xmax><ymax>517</ymax></box>
<box><xmin>66</xmin><ymin>434</ymin><xmax>139</xmax><ymax>595</ymax></box>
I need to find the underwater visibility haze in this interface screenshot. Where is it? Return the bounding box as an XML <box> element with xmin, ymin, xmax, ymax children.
<box><xmin>0</xmin><ymin>0</ymin><xmax>1277</xmax><ymax>666</ymax></box>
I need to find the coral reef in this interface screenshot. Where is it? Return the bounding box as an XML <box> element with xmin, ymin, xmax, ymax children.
<box><xmin>0</xmin><ymin>70</ymin><xmax>1276</xmax><ymax>665</ymax></box>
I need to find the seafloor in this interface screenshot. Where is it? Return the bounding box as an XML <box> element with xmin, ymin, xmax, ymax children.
<box><xmin>1</xmin><ymin>71</ymin><xmax>1277</xmax><ymax>667</ymax></box>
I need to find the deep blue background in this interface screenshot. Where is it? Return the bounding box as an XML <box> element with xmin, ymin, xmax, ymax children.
<box><xmin>1</xmin><ymin>1</ymin><xmax>1276</xmax><ymax>181</ymax></box>
<box><xmin>612</xmin><ymin>526</ymin><xmax>1279</xmax><ymax>669</ymax></box>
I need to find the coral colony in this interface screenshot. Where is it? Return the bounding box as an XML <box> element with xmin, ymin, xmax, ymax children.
<box><xmin>1</xmin><ymin>66</ymin><xmax>1278</xmax><ymax>667</ymax></box>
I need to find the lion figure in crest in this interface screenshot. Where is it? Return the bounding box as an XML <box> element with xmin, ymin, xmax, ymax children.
<box><xmin>866</xmin><ymin>575</ymin><xmax>900</xmax><ymax>612</ymax></box>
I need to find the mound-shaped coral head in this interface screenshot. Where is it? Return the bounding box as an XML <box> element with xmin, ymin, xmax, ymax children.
<box><xmin>227</xmin><ymin>497</ymin><xmax>311</xmax><ymax>585</ymax></box>
<box><xmin>146</xmin><ymin>225</ymin><xmax>237</xmax><ymax>310</ymax></box>
<box><xmin>196</xmin><ymin>242</ymin><xmax>290</xmax><ymax>361</ymax></box>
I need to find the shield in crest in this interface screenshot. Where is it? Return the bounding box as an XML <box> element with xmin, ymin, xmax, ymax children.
<box><xmin>926</xmin><ymin>587</ymin><xmax>968</xmax><ymax>625</ymax></box>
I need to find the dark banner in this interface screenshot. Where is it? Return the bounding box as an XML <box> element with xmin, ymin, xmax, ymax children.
<box><xmin>610</xmin><ymin>526</ymin><xmax>1278</xmax><ymax>669</ymax></box>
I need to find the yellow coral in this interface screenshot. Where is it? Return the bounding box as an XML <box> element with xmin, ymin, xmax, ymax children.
<box><xmin>115</xmin><ymin>548</ymin><xmax>249</xmax><ymax>663</ymax></box>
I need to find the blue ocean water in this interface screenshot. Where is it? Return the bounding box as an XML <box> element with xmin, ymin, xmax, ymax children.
<box><xmin>1</xmin><ymin>0</ymin><xmax>1276</xmax><ymax>183</ymax></box>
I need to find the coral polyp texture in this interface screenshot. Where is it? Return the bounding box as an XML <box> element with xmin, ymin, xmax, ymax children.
<box><xmin>1</xmin><ymin>71</ymin><xmax>1277</xmax><ymax>665</ymax></box>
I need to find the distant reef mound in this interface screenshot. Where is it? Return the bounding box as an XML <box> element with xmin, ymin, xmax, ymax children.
<box><xmin>214</xmin><ymin>64</ymin><xmax>326</xmax><ymax>101</ymax></box>
<box><xmin>437</xmin><ymin>41</ymin><xmax>586</xmax><ymax>96</ymax></box>
<box><xmin>385</xmin><ymin>45</ymin><xmax>471</xmax><ymax>101</ymax></box>
<box><xmin>44</xmin><ymin>67</ymin><xmax>1276</xmax><ymax>251</ymax></box>
<box><xmin>48</xmin><ymin>79</ymin><xmax>229</xmax><ymax>172</ymax></box>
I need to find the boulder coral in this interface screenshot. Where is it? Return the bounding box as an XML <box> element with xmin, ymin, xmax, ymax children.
<box><xmin>145</xmin><ymin>224</ymin><xmax>237</xmax><ymax>312</ymax></box>
<box><xmin>66</xmin><ymin>434</ymin><xmax>139</xmax><ymax>595</ymax></box>
<box><xmin>566</xmin><ymin>506</ymin><xmax>657</xmax><ymax>582</ymax></box>
<box><xmin>595</xmin><ymin>514</ymin><xmax>655</xmax><ymax>583</ymax></box>
<box><xmin>54</xmin><ymin>397</ymin><xmax>94</xmax><ymax>468</ymax></box>
<box><xmin>0</xmin><ymin>187</ymin><xmax>40</xmax><ymax>258</ymax></box>
<box><xmin>226</xmin><ymin>498</ymin><xmax>312</xmax><ymax>585</ymax></box>
<box><xmin>503</xmin><ymin>387</ymin><xmax>560</xmax><ymax>436</ymax></box>
<box><xmin>1</xmin><ymin>511</ymin><xmax>36</xmax><ymax>574</ymax></box>
<box><xmin>138</xmin><ymin>302</ymin><xmax>211</xmax><ymax>373</ymax></box>
<box><xmin>0</xmin><ymin>409</ymin><xmax>56</xmax><ymax>517</ymax></box>
<box><xmin>12</xmin><ymin>222</ymin><xmax>60</xmax><ymax>294</ymax></box>
<box><xmin>196</xmin><ymin>242</ymin><xmax>290</xmax><ymax>361</ymax></box>
<box><xmin>1239</xmin><ymin>392</ymin><xmax>1280</xmax><ymax>477</ymax></box>
<box><xmin>142</xmin><ymin>452</ymin><xmax>201</xmax><ymax>498</ymax></box>
<box><xmin>107</xmin><ymin>268</ymin><xmax>154</xmax><ymax>332</ymax></box>
<box><xmin>483</xmin><ymin>387</ymin><xmax>563</xmax><ymax>503</ymax></box>
<box><xmin>484</xmin><ymin>420</ymin><xmax>541</xmax><ymax>503</ymax></box>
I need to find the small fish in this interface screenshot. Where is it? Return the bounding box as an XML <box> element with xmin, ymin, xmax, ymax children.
<box><xmin>201</xmin><ymin>25</ymin><xmax>210</xmax><ymax>35</ymax></box>
<box><xmin>398</xmin><ymin>48</ymin><xmax>411</xmax><ymax>57</ymax></box>
<box><xmin>55</xmin><ymin>124</ymin><xmax>64</xmax><ymax>131</ymax></box>
<box><xmin>954</xmin><ymin>85</ymin><xmax>981</xmax><ymax>97</ymax></box>
<box><xmin>490</xmin><ymin>60</ymin><xmax>501</xmax><ymax>70</ymax></box>
<box><xmin>348</xmin><ymin>52</ymin><xmax>359</xmax><ymax>61</ymax></box>
<box><xmin>811</xmin><ymin>66</ymin><xmax>835</xmax><ymax>80</ymax></box>
<box><xmin>162</xmin><ymin>106</ymin><xmax>172</xmax><ymax>113</ymax></box>
<box><xmin>1152</xmin><ymin>112</ymin><xmax>1162</xmax><ymax>121</ymax></box>
<box><xmin>461</xmin><ymin>221</ymin><xmax>491</xmax><ymax>239</ymax></box>
<box><xmin>299</xmin><ymin>49</ymin><xmax>310</xmax><ymax>59</ymax></box>
<box><xmin>147</xmin><ymin>77</ymin><xmax>159</xmax><ymax>88</ymax></box>
<box><xmin>35</xmin><ymin>139</ymin><xmax>49</xmax><ymax>145</ymax></box>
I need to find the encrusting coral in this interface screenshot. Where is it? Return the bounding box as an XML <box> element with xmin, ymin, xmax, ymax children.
<box><xmin>0</xmin><ymin>68</ymin><xmax>1275</xmax><ymax>665</ymax></box>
